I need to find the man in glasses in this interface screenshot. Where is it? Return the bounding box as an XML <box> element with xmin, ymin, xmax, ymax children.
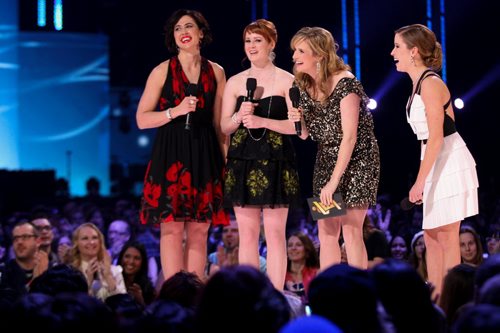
<box><xmin>31</xmin><ymin>217</ymin><xmax>59</xmax><ymax>267</ymax></box>
<box><xmin>0</xmin><ymin>221</ymin><xmax>48</xmax><ymax>301</ymax></box>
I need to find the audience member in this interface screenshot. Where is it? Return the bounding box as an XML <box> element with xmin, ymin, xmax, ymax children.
<box><xmin>389</xmin><ymin>233</ymin><xmax>410</xmax><ymax>261</ymax></box>
<box><xmin>308</xmin><ymin>264</ymin><xmax>383</xmax><ymax>333</ymax></box>
<box><xmin>284</xmin><ymin>231</ymin><xmax>319</xmax><ymax>301</ymax></box>
<box><xmin>438</xmin><ymin>263</ymin><xmax>476</xmax><ymax>327</ymax></box>
<box><xmin>107</xmin><ymin>219</ymin><xmax>132</xmax><ymax>265</ymax></box>
<box><xmin>459</xmin><ymin>226</ymin><xmax>484</xmax><ymax>266</ymax></box>
<box><xmin>452</xmin><ymin>304</ymin><xmax>500</xmax><ymax>333</ymax></box>
<box><xmin>70</xmin><ymin>223</ymin><xmax>126</xmax><ymax>301</ymax></box>
<box><xmin>408</xmin><ymin>230</ymin><xmax>428</xmax><ymax>281</ymax></box>
<box><xmin>158</xmin><ymin>270</ymin><xmax>204</xmax><ymax>310</ymax></box>
<box><xmin>196</xmin><ymin>265</ymin><xmax>290</xmax><ymax>333</ymax></box>
<box><xmin>117</xmin><ymin>241</ymin><xmax>156</xmax><ymax>306</ymax></box>
<box><xmin>371</xmin><ymin>259</ymin><xmax>445</xmax><ymax>333</ymax></box>
<box><xmin>363</xmin><ymin>216</ymin><xmax>390</xmax><ymax>268</ymax></box>
<box><xmin>29</xmin><ymin>264</ymin><xmax>88</xmax><ymax>295</ymax></box>
<box><xmin>0</xmin><ymin>221</ymin><xmax>48</xmax><ymax>300</ymax></box>
<box><xmin>31</xmin><ymin>217</ymin><xmax>59</xmax><ymax>266</ymax></box>
<box><xmin>207</xmin><ymin>217</ymin><xmax>266</xmax><ymax>276</ymax></box>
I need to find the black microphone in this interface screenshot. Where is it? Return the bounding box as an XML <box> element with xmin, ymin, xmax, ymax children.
<box><xmin>400</xmin><ymin>197</ymin><xmax>422</xmax><ymax>211</ymax></box>
<box><xmin>245</xmin><ymin>78</ymin><xmax>257</xmax><ymax>102</ymax></box>
<box><xmin>289</xmin><ymin>86</ymin><xmax>301</xmax><ymax>136</ymax></box>
<box><xmin>185</xmin><ymin>83</ymin><xmax>198</xmax><ymax>130</ymax></box>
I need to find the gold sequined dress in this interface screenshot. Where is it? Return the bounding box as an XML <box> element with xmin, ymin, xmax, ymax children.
<box><xmin>300</xmin><ymin>77</ymin><xmax>380</xmax><ymax>207</ymax></box>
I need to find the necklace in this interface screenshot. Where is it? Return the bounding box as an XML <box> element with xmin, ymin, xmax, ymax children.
<box><xmin>247</xmin><ymin>66</ymin><xmax>276</xmax><ymax>141</ymax></box>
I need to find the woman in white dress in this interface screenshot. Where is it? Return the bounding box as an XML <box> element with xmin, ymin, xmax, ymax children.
<box><xmin>391</xmin><ymin>24</ymin><xmax>479</xmax><ymax>298</ymax></box>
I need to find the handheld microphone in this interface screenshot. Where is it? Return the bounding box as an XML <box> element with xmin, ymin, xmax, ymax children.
<box><xmin>400</xmin><ymin>197</ymin><xmax>422</xmax><ymax>211</ymax></box>
<box><xmin>289</xmin><ymin>86</ymin><xmax>301</xmax><ymax>136</ymax></box>
<box><xmin>245</xmin><ymin>78</ymin><xmax>257</xmax><ymax>102</ymax></box>
<box><xmin>185</xmin><ymin>83</ymin><xmax>198</xmax><ymax>130</ymax></box>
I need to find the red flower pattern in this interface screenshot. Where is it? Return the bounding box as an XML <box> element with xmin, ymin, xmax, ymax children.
<box><xmin>140</xmin><ymin>56</ymin><xmax>228</xmax><ymax>226</ymax></box>
<box><xmin>143</xmin><ymin>181</ymin><xmax>161</xmax><ymax>208</ymax></box>
<box><xmin>166</xmin><ymin>161</ymin><xmax>183</xmax><ymax>182</ymax></box>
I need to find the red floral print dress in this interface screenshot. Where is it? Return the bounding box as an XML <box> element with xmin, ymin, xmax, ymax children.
<box><xmin>140</xmin><ymin>56</ymin><xmax>228</xmax><ymax>226</ymax></box>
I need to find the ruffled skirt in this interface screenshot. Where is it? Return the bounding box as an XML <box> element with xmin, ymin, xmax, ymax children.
<box><xmin>421</xmin><ymin>132</ymin><xmax>479</xmax><ymax>229</ymax></box>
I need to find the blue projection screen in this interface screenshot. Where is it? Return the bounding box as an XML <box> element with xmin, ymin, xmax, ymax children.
<box><xmin>11</xmin><ymin>32</ymin><xmax>110</xmax><ymax>195</ymax></box>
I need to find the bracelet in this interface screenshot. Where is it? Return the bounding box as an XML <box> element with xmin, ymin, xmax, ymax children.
<box><xmin>231</xmin><ymin>112</ymin><xmax>241</xmax><ymax>124</ymax></box>
<box><xmin>166</xmin><ymin>108</ymin><xmax>173</xmax><ymax>120</ymax></box>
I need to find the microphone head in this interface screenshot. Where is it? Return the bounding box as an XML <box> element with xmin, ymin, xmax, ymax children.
<box><xmin>246</xmin><ymin>78</ymin><xmax>257</xmax><ymax>92</ymax></box>
<box><xmin>400</xmin><ymin>197</ymin><xmax>415</xmax><ymax>211</ymax></box>
<box><xmin>289</xmin><ymin>86</ymin><xmax>300</xmax><ymax>108</ymax></box>
<box><xmin>186</xmin><ymin>83</ymin><xmax>198</xmax><ymax>96</ymax></box>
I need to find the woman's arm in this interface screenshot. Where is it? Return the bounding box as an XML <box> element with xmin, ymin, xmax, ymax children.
<box><xmin>409</xmin><ymin>76</ymin><xmax>446</xmax><ymax>203</ymax></box>
<box><xmin>136</xmin><ymin>62</ymin><xmax>169</xmax><ymax>129</ymax></box>
<box><xmin>220</xmin><ymin>75</ymin><xmax>245</xmax><ymax>135</ymax></box>
<box><xmin>210</xmin><ymin>61</ymin><xmax>229</xmax><ymax>158</ymax></box>
<box><xmin>244</xmin><ymin>70</ymin><xmax>297</xmax><ymax>135</ymax></box>
<box><xmin>136</xmin><ymin>61</ymin><xmax>197</xmax><ymax>129</ymax></box>
<box><xmin>320</xmin><ymin>92</ymin><xmax>360</xmax><ymax>206</ymax></box>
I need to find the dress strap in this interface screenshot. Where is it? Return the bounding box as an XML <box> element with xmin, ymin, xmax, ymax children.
<box><xmin>415</xmin><ymin>69</ymin><xmax>438</xmax><ymax>95</ymax></box>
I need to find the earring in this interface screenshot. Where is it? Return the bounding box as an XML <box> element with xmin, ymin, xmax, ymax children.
<box><xmin>316</xmin><ymin>61</ymin><xmax>320</xmax><ymax>74</ymax></box>
<box><xmin>411</xmin><ymin>55</ymin><xmax>415</xmax><ymax>66</ymax></box>
<box><xmin>269</xmin><ymin>51</ymin><xmax>276</xmax><ymax>62</ymax></box>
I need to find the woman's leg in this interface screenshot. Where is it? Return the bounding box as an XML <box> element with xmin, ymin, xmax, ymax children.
<box><xmin>341</xmin><ymin>207</ymin><xmax>368</xmax><ymax>269</ymax></box>
<box><xmin>425</xmin><ymin>221</ymin><xmax>460</xmax><ymax>297</ymax></box>
<box><xmin>262</xmin><ymin>207</ymin><xmax>288</xmax><ymax>290</ymax></box>
<box><xmin>160</xmin><ymin>222</ymin><xmax>185</xmax><ymax>280</ymax></box>
<box><xmin>317</xmin><ymin>216</ymin><xmax>342</xmax><ymax>270</ymax></box>
<box><xmin>185</xmin><ymin>222</ymin><xmax>211</xmax><ymax>280</ymax></box>
<box><xmin>234</xmin><ymin>206</ymin><xmax>262</xmax><ymax>269</ymax></box>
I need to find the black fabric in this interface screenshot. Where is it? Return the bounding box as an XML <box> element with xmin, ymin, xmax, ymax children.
<box><xmin>411</xmin><ymin>70</ymin><xmax>457</xmax><ymax>145</ymax></box>
<box><xmin>224</xmin><ymin>96</ymin><xmax>300</xmax><ymax>207</ymax></box>
<box><xmin>139</xmin><ymin>56</ymin><xmax>228</xmax><ymax>225</ymax></box>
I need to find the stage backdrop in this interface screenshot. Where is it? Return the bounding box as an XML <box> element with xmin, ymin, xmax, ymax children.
<box><xmin>0</xmin><ymin>30</ymin><xmax>110</xmax><ymax>196</ymax></box>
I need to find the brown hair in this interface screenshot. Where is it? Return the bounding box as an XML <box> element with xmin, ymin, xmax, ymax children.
<box><xmin>460</xmin><ymin>226</ymin><xmax>484</xmax><ymax>266</ymax></box>
<box><xmin>286</xmin><ymin>231</ymin><xmax>320</xmax><ymax>270</ymax></box>
<box><xmin>291</xmin><ymin>26</ymin><xmax>350</xmax><ymax>100</ymax></box>
<box><xmin>395</xmin><ymin>24</ymin><xmax>442</xmax><ymax>70</ymax></box>
<box><xmin>164</xmin><ymin>9</ymin><xmax>213</xmax><ymax>54</ymax></box>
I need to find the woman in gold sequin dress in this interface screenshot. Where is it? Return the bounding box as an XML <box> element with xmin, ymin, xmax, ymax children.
<box><xmin>289</xmin><ymin>27</ymin><xmax>380</xmax><ymax>270</ymax></box>
<box><xmin>221</xmin><ymin>19</ymin><xmax>300</xmax><ymax>289</ymax></box>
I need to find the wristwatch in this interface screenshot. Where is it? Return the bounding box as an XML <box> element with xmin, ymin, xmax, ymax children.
<box><xmin>166</xmin><ymin>108</ymin><xmax>172</xmax><ymax>119</ymax></box>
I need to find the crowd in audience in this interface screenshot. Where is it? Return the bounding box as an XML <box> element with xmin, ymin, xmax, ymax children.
<box><xmin>1</xmin><ymin>178</ymin><xmax>499</xmax><ymax>332</ymax></box>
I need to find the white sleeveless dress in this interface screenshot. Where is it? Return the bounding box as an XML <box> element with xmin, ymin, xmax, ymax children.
<box><xmin>407</xmin><ymin>94</ymin><xmax>479</xmax><ymax>229</ymax></box>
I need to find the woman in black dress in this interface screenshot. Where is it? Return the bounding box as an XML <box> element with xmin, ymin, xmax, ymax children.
<box><xmin>221</xmin><ymin>19</ymin><xmax>300</xmax><ymax>289</ymax></box>
<box><xmin>137</xmin><ymin>9</ymin><xmax>228</xmax><ymax>281</ymax></box>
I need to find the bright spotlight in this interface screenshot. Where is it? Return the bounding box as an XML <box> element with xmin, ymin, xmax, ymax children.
<box><xmin>454</xmin><ymin>98</ymin><xmax>464</xmax><ymax>110</ymax></box>
<box><xmin>367</xmin><ymin>98</ymin><xmax>377</xmax><ymax>110</ymax></box>
<box><xmin>137</xmin><ymin>135</ymin><xmax>149</xmax><ymax>147</ymax></box>
<box><xmin>112</xmin><ymin>107</ymin><xmax>122</xmax><ymax>117</ymax></box>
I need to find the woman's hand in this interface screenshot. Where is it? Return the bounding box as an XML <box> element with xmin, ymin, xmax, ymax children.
<box><xmin>174</xmin><ymin>96</ymin><xmax>199</xmax><ymax>117</ymax></box>
<box><xmin>85</xmin><ymin>258</ymin><xmax>99</xmax><ymax>283</ymax></box>
<box><xmin>239</xmin><ymin>101</ymin><xmax>257</xmax><ymax>116</ymax></box>
<box><xmin>128</xmin><ymin>283</ymin><xmax>145</xmax><ymax>306</ymax></box>
<box><xmin>409</xmin><ymin>180</ymin><xmax>425</xmax><ymax>204</ymax></box>
<box><xmin>242</xmin><ymin>114</ymin><xmax>263</xmax><ymax>129</ymax></box>
<box><xmin>287</xmin><ymin>107</ymin><xmax>302</xmax><ymax>123</ymax></box>
<box><xmin>320</xmin><ymin>180</ymin><xmax>337</xmax><ymax>206</ymax></box>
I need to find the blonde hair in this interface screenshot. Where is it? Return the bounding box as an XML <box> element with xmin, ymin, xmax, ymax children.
<box><xmin>395</xmin><ymin>24</ymin><xmax>442</xmax><ymax>70</ymax></box>
<box><xmin>291</xmin><ymin>27</ymin><xmax>350</xmax><ymax>100</ymax></box>
<box><xmin>70</xmin><ymin>222</ymin><xmax>109</xmax><ymax>268</ymax></box>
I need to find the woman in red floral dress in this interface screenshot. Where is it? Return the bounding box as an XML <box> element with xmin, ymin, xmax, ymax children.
<box><xmin>136</xmin><ymin>9</ymin><xmax>228</xmax><ymax>281</ymax></box>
